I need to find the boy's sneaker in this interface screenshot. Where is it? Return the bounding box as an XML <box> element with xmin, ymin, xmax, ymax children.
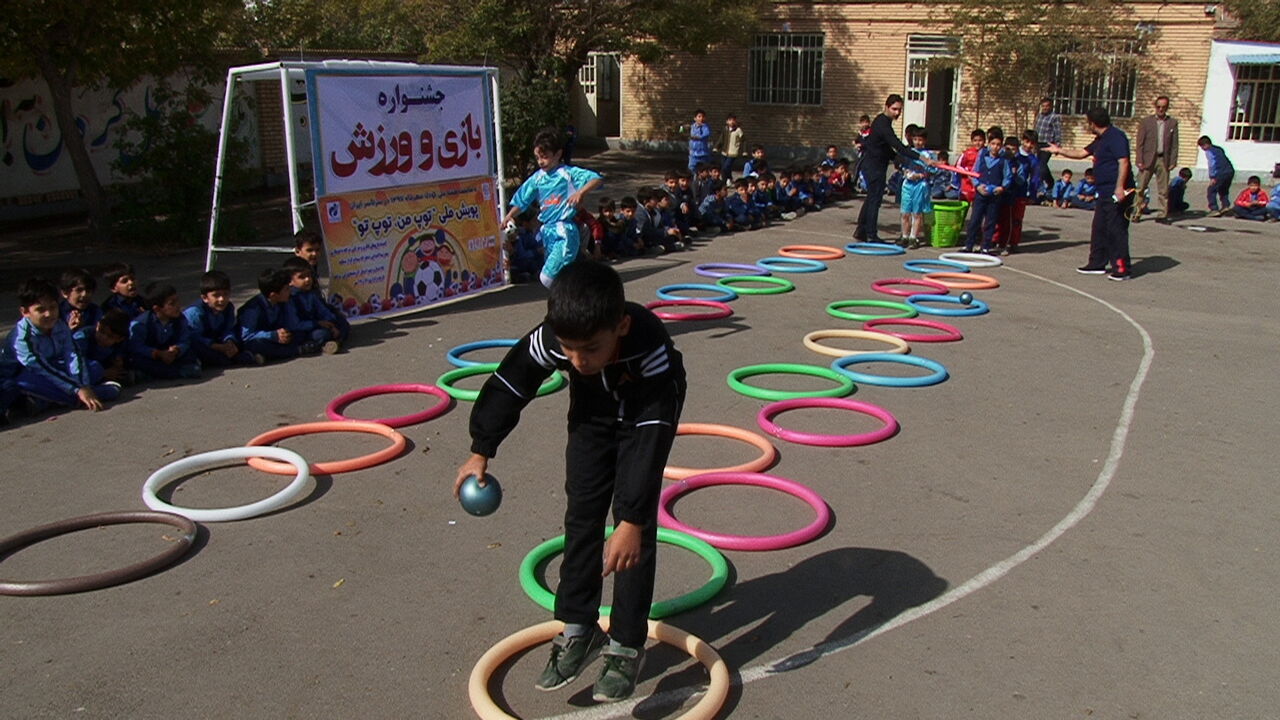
<box><xmin>1000</xmin><ymin>246</ymin><xmax>1012</xmax><ymax>256</ymax></box>
<box><xmin>536</xmin><ymin>627</ymin><xmax>608</xmax><ymax>691</ymax></box>
<box><xmin>592</xmin><ymin>644</ymin><xmax>645</xmax><ymax>703</ymax></box>
<box><xmin>780</xmin><ymin>211</ymin><xmax>798</xmax><ymax>220</ymax></box>
<box><xmin>1108</xmin><ymin>271</ymin><xmax>1133</xmax><ymax>281</ymax></box>
<box><xmin>252</xmin><ymin>353</ymin><xmax>267</xmax><ymax>366</ymax></box>
<box><xmin>322</xmin><ymin>341</ymin><xmax>340</xmax><ymax>355</ymax></box>
<box><xmin>1076</xmin><ymin>265</ymin><xmax>1107</xmax><ymax>275</ymax></box>
<box><xmin>672</xmin><ymin>241</ymin><xmax>686</xmax><ymax>251</ymax></box>
<box><xmin>299</xmin><ymin>341</ymin><xmax>321</xmax><ymax>355</ymax></box>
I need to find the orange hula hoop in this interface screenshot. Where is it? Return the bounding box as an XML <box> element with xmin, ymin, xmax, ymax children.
<box><xmin>921</xmin><ymin>271</ymin><xmax>1000</xmax><ymax>290</ymax></box>
<box><xmin>245</xmin><ymin>421</ymin><xmax>407</xmax><ymax>475</ymax></box>
<box><xmin>777</xmin><ymin>244</ymin><xmax>845</xmax><ymax>261</ymax></box>
<box><xmin>664</xmin><ymin>422</ymin><xmax>777</xmax><ymax>480</ymax></box>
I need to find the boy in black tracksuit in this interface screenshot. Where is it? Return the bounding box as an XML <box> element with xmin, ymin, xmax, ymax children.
<box><xmin>455</xmin><ymin>261</ymin><xmax>686</xmax><ymax>703</ymax></box>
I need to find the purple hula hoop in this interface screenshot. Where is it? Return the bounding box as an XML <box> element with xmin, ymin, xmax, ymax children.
<box><xmin>658</xmin><ymin>472</ymin><xmax>831</xmax><ymax>551</ymax></box>
<box><xmin>756</xmin><ymin>397</ymin><xmax>899</xmax><ymax>446</ymax></box>
<box><xmin>694</xmin><ymin>263</ymin><xmax>771</xmax><ymax>279</ymax></box>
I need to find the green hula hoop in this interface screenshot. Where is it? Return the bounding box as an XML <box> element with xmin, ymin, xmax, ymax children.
<box><xmin>825</xmin><ymin>299</ymin><xmax>918</xmax><ymax>322</ymax></box>
<box><xmin>519</xmin><ymin>526</ymin><xmax>729</xmax><ymax>619</ymax></box>
<box><xmin>715</xmin><ymin>275</ymin><xmax>795</xmax><ymax>295</ymax></box>
<box><xmin>437</xmin><ymin>362</ymin><xmax>567</xmax><ymax>402</ymax></box>
<box><xmin>727</xmin><ymin>362</ymin><xmax>856</xmax><ymax>401</ymax></box>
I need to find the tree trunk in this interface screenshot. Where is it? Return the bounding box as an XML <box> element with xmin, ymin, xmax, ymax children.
<box><xmin>36</xmin><ymin>54</ymin><xmax>112</xmax><ymax>244</ymax></box>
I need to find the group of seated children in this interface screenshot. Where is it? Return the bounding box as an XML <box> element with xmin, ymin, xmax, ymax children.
<box><xmin>1231</xmin><ymin>173</ymin><xmax>1280</xmax><ymax>221</ymax></box>
<box><xmin>0</xmin><ymin>231</ymin><xmax>349</xmax><ymax>421</ymax></box>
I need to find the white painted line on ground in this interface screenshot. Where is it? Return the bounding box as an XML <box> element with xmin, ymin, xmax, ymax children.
<box><xmin>538</xmin><ymin>257</ymin><xmax>1155</xmax><ymax>720</ymax></box>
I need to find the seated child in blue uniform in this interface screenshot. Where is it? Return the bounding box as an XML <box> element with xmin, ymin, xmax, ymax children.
<box><xmin>1072</xmin><ymin>169</ymin><xmax>1097</xmax><ymax>210</ymax></box>
<box><xmin>774</xmin><ymin>172</ymin><xmax>804</xmax><ymax>219</ymax></box>
<box><xmin>726</xmin><ymin>179</ymin><xmax>765</xmax><ymax>230</ymax></box>
<box><xmin>129</xmin><ymin>282</ymin><xmax>201</xmax><ymax>380</ymax></box>
<box><xmin>293</xmin><ymin>230</ymin><xmax>350</xmax><ymax>344</ymax></box>
<box><xmin>1167</xmin><ymin>167</ymin><xmax>1191</xmax><ymax>215</ymax></box>
<box><xmin>697</xmin><ymin>181</ymin><xmax>730</xmax><ymax>233</ymax></box>
<box><xmin>184</xmin><ymin>270</ymin><xmax>260</xmax><ymax>367</ymax></box>
<box><xmin>2</xmin><ymin>277</ymin><xmax>121</xmax><ymax>413</ymax></box>
<box><xmin>752</xmin><ymin>174</ymin><xmax>780</xmax><ymax>219</ymax></box>
<box><xmin>283</xmin><ymin>257</ymin><xmax>342</xmax><ymax>353</ymax></box>
<box><xmin>59</xmin><ymin>268</ymin><xmax>102</xmax><ymax>347</ymax></box>
<box><xmin>73</xmin><ymin>308</ymin><xmax>131</xmax><ymax>384</ymax></box>
<box><xmin>793</xmin><ymin>169</ymin><xmax>820</xmax><ymax>210</ymax></box>
<box><xmin>238</xmin><ymin>268</ymin><xmax>322</xmax><ymax>361</ymax></box>
<box><xmin>100</xmin><ymin>262</ymin><xmax>144</xmax><ymax>319</ymax></box>
<box><xmin>1051</xmin><ymin>169</ymin><xmax>1077</xmax><ymax>208</ymax></box>
<box><xmin>507</xmin><ymin>210</ymin><xmax>545</xmax><ymax>281</ymax></box>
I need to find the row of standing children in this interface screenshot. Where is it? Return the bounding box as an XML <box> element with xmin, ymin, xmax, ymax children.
<box><xmin>0</xmin><ymin>232</ymin><xmax>349</xmax><ymax>423</ymax></box>
<box><xmin>954</xmin><ymin>126</ymin><xmax>1045</xmax><ymax>255</ymax></box>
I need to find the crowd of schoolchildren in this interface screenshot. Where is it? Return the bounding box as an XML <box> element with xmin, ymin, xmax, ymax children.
<box><xmin>0</xmin><ymin>231</ymin><xmax>350</xmax><ymax>423</ymax></box>
<box><xmin>506</xmin><ymin>127</ymin><xmax>862</xmax><ymax>279</ymax></box>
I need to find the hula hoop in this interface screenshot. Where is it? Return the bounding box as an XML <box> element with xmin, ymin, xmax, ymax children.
<box><xmin>0</xmin><ymin>511</ymin><xmax>197</xmax><ymax>596</ymax></box>
<box><xmin>246</xmin><ymin>421</ymin><xmax>407</xmax><ymax>475</ymax></box>
<box><xmin>693</xmin><ymin>262</ymin><xmax>770</xmax><ymax>278</ymax></box>
<box><xmin>445</xmin><ymin>339</ymin><xmax>518</xmax><ymax>368</ymax></box>
<box><xmin>756</xmin><ymin>397</ymin><xmax>899</xmax><ymax>447</ymax></box>
<box><xmin>664</xmin><ymin>422</ymin><xmax>778</xmax><ymax>480</ymax></box>
<box><xmin>905</xmin><ymin>294</ymin><xmax>990</xmax><ymax>317</ymax></box>
<box><xmin>727</xmin><ymin>363</ymin><xmax>855</xmax><ymax>401</ymax></box>
<box><xmin>802</xmin><ymin>329</ymin><xmax>910</xmax><ymax>358</ymax></box>
<box><xmin>325</xmin><ymin>383</ymin><xmax>452</xmax><ymax>427</ymax></box>
<box><xmin>832</xmin><ymin>352</ymin><xmax>950</xmax><ymax>387</ymax></box>
<box><xmin>778</xmin><ymin>244</ymin><xmax>844</xmax><ymax>261</ymax></box>
<box><xmin>656</xmin><ymin>283</ymin><xmax>738</xmax><ymax>303</ymax></box>
<box><xmin>826</xmin><ymin>299</ymin><xmax>918</xmax><ymax>322</ymax></box>
<box><xmin>756</xmin><ymin>256</ymin><xmax>828</xmax><ymax>273</ymax></box>
<box><xmin>437</xmin><ymin>363</ymin><xmax>567</xmax><ymax>402</ymax></box>
<box><xmin>658</xmin><ymin>472</ymin><xmax>831</xmax><ymax>551</ymax></box>
<box><xmin>143</xmin><ymin>446</ymin><xmax>312</xmax><ymax>522</ymax></box>
<box><xmin>938</xmin><ymin>251</ymin><xmax>1004</xmax><ymax>268</ymax></box>
<box><xmin>863</xmin><ymin>317</ymin><xmax>964</xmax><ymax>343</ymax></box>
<box><xmin>903</xmin><ymin>258</ymin><xmax>971</xmax><ymax>273</ymax></box>
<box><xmin>870</xmin><ymin>277</ymin><xmax>949</xmax><ymax>297</ymax></box>
<box><xmin>715</xmin><ymin>275</ymin><xmax>795</xmax><ymax>295</ymax></box>
<box><xmin>519</xmin><ymin>527</ymin><xmax>728</xmax><ymax>618</ymax></box>
<box><xmin>846</xmin><ymin>242</ymin><xmax>905</xmax><ymax>256</ymax></box>
<box><xmin>921</xmin><ymin>271</ymin><xmax>1000</xmax><ymax>290</ymax></box>
<box><xmin>645</xmin><ymin>299</ymin><xmax>734</xmax><ymax>321</ymax></box>
<box><xmin>468</xmin><ymin>618</ymin><xmax>729</xmax><ymax>720</ymax></box>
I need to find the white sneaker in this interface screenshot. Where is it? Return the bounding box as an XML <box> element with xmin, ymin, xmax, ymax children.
<box><xmin>781</xmin><ymin>211</ymin><xmax>798</xmax><ymax>220</ymax></box>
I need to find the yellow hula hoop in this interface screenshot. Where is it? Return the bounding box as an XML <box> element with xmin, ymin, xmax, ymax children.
<box><xmin>803</xmin><ymin>329</ymin><xmax>911</xmax><ymax>358</ymax></box>
<box><xmin>468</xmin><ymin>619</ymin><xmax>729</xmax><ymax>720</ymax></box>
<box><xmin>921</xmin><ymin>271</ymin><xmax>1000</xmax><ymax>290</ymax></box>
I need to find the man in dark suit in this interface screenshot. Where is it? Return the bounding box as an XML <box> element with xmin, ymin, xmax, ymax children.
<box><xmin>1134</xmin><ymin>96</ymin><xmax>1178</xmax><ymax>221</ymax></box>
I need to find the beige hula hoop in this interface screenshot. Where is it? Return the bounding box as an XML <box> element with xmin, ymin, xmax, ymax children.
<box><xmin>803</xmin><ymin>329</ymin><xmax>910</xmax><ymax>358</ymax></box>
<box><xmin>468</xmin><ymin>618</ymin><xmax>729</xmax><ymax>720</ymax></box>
<box><xmin>921</xmin><ymin>272</ymin><xmax>1000</xmax><ymax>290</ymax></box>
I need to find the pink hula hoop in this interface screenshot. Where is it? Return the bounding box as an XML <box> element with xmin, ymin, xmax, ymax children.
<box><xmin>870</xmin><ymin>277</ymin><xmax>949</xmax><ymax>297</ymax></box>
<box><xmin>325</xmin><ymin>383</ymin><xmax>453</xmax><ymax>428</ymax></box>
<box><xmin>756</xmin><ymin>397</ymin><xmax>899</xmax><ymax>447</ymax></box>
<box><xmin>863</xmin><ymin>317</ymin><xmax>964</xmax><ymax>343</ymax></box>
<box><xmin>645</xmin><ymin>299</ymin><xmax>733</xmax><ymax>321</ymax></box>
<box><xmin>658</xmin><ymin>472</ymin><xmax>830</xmax><ymax>551</ymax></box>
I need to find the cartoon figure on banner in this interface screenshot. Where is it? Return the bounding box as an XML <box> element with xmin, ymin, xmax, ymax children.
<box><xmin>387</xmin><ymin>227</ymin><xmax>472</xmax><ymax>308</ymax></box>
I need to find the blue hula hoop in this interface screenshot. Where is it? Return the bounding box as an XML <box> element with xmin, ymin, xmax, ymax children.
<box><xmin>846</xmin><ymin>242</ymin><xmax>906</xmax><ymax>256</ymax></box>
<box><xmin>447</xmin><ymin>339</ymin><xmax>519</xmax><ymax>368</ymax></box>
<box><xmin>756</xmin><ymin>256</ymin><xmax>828</xmax><ymax>273</ymax></box>
<box><xmin>656</xmin><ymin>283</ymin><xmax>739</xmax><ymax>303</ymax></box>
<box><xmin>905</xmin><ymin>294</ymin><xmax>990</xmax><ymax>317</ymax></box>
<box><xmin>903</xmin><ymin>258</ymin><xmax>971</xmax><ymax>273</ymax></box>
<box><xmin>831</xmin><ymin>352</ymin><xmax>949</xmax><ymax>387</ymax></box>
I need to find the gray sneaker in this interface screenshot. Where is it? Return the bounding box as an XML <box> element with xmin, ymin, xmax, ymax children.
<box><xmin>536</xmin><ymin>628</ymin><xmax>608</xmax><ymax>691</ymax></box>
<box><xmin>592</xmin><ymin>644</ymin><xmax>645</xmax><ymax>703</ymax></box>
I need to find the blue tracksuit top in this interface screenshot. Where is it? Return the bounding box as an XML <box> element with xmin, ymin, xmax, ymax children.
<box><xmin>699</xmin><ymin>195</ymin><xmax>727</xmax><ymax>225</ymax></box>
<box><xmin>1053</xmin><ymin>179</ymin><xmax>1076</xmax><ymax>201</ymax></box>
<box><xmin>511</xmin><ymin>165</ymin><xmax>602</xmax><ymax>227</ymax></box>
<box><xmin>1013</xmin><ymin>149</ymin><xmax>1041</xmax><ymax>200</ymax></box>
<box><xmin>1077</xmin><ymin>179</ymin><xmax>1097</xmax><ymax>198</ymax></box>
<box><xmin>2</xmin><ymin>318</ymin><xmax>90</xmax><ymax>394</ymax></box>
<box><xmin>184</xmin><ymin>301</ymin><xmax>240</xmax><ymax>349</ymax></box>
<box><xmin>688</xmin><ymin>122</ymin><xmax>711</xmax><ymax>158</ymax></box>
<box><xmin>974</xmin><ymin>148</ymin><xmax>1012</xmax><ymax>194</ymax></box>
<box><xmin>726</xmin><ymin>193</ymin><xmax>754</xmax><ymax>220</ymax></box>
<box><xmin>237</xmin><ymin>294</ymin><xmax>301</xmax><ymax>345</ymax></box>
<box><xmin>129</xmin><ymin>311</ymin><xmax>193</xmax><ymax>358</ymax></box>
<box><xmin>102</xmin><ymin>293</ymin><xmax>144</xmax><ymax>319</ymax></box>
<box><xmin>1203</xmin><ymin>144</ymin><xmax>1234</xmax><ymax>179</ymax></box>
<box><xmin>58</xmin><ymin>300</ymin><xmax>102</xmax><ymax>341</ymax></box>
<box><xmin>290</xmin><ymin>290</ymin><xmax>338</xmax><ymax>332</ymax></box>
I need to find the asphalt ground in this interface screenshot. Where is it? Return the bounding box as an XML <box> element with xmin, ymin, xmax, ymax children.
<box><xmin>2</xmin><ymin>151</ymin><xmax>1279</xmax><ymax>719</ymax></box>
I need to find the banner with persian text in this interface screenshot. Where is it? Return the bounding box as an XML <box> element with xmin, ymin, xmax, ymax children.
<box><xmin>318</xmin><ymin>178</ymin><xmax>504</xmax><ymax>320</ymax></box>
<box><xmin>306</xmin><ymin>70</ymin><xmax>495</xmax><ymax>196</ymax></box>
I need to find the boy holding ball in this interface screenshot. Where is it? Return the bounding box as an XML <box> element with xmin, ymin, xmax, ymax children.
<box><xmin>454</xmin><ymin>261</ymin><xmax>686</xmax><ymax>702</ymax></box>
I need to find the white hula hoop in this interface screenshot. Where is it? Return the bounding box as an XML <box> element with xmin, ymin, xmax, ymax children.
<box><xmin>937</xmin><ymin>251</ymin><xmax>1004</xmax><ymax>268</ymax></box>
<box><xmin>142</xmin><ymin>446</ymin><xmax>312</xmax><ymax>522</ymax></box>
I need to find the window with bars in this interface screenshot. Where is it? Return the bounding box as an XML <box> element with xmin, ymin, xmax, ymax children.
<box><xmin>1050</xmin><ymin>42</ymin><xmax>1140</xmax><ymax>118</ymax></box>
<box><xmin>578</xmin><ymin>61</ymin><xmax>596</xmax><ymax>96</ymax></box>
<box><xmin>1229</xmin><ymin>63</ymin><xmax>1280</xmax><ymax>142</ymax></box>
<box><xmin>748</xmin><ymin>33</ymin><xmax>824</xmax><ymax>106</ymax></box>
